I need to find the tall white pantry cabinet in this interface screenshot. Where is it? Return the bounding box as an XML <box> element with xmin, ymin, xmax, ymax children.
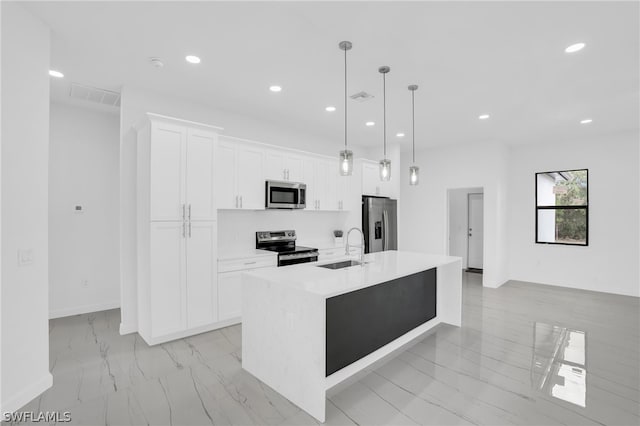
<box><xmin>136</xmin><ymin>113</ymin><xmax>226</xmax><ymax>345</ymax></box>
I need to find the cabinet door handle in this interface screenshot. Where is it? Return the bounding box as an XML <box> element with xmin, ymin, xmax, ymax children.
<box><xmin>182</xmin><ymin>221</ymin><xmax>186</xmax><ymax>238</ymax></box>
<box><xmin>240</xmin><ymin>196</ymin><xmax>243</xmax><ymax>208</ymax></box>
<box><xmin>244</xmin><ymin>261</ymin><xmax>257</xmax><ymax>265</ymax></box>
<box><xmin>188</xmin><ymin>221</ymin><xmax>192</xmax><ymax>238</ymax></box>
<box><xmin>182</xmin><ymin>204</ymin><xmax>186</xmax><ymax>220</ymax></box>
<box><xmin>188</xmin><ymin>204</ymin><xmax>192</xmax><ymax>220</ymax></box>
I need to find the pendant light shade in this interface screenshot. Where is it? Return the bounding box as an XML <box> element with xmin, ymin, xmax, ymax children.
<box><xmin>340</xmin><ymin>149</ymin><xmax>353</xmax><ymax>175</ymax></box>
<box><xmin>380</xmin><ymin>159</ymin><xmax>391</xmax><ymax>181</ymax></box>
<box><xmin>409</xmin><ymin>165</ymin><xmax>419</xmax><ymax>185</ymax></box>
<box><xmin>378</xmin><ymin>66</ymin><xmax>391</xmax><ymax>181</ymax></box>
<box><xmin>408</xmin><ymin>84</ymin><xmax>420</xmax><ymax>186</ymax></box>
<box><xmin>338</xmin><ymin>41</ymin><xmax>353</xmax><ymax>176</ymax></box>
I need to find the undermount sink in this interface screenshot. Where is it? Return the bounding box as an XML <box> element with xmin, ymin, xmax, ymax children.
<box><xmin>317</xmin><ymin>260</ymin><xmax>362</xmax><ymax>270</ymax></box>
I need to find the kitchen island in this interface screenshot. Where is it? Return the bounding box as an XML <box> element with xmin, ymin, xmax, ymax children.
<box><xmin>242</xmin><ymin>250</ymin><xmax>462</xmax><ymax>423</ymax></box>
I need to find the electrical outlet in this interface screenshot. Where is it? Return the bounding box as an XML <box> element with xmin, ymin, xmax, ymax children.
<box><xmin>81</xmin><ymin>280</ymin><xmax>89</xmax><ymax>288</ymax></box>
<box><xmin>18</xmin><ymin>249</ymin><xmax>34</xmax><ymax>266</ymax></box>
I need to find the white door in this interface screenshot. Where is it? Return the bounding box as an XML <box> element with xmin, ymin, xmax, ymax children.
<box><xmin>467</xmin><ymin>193</ymin><xmax>484</xmax><ymax>269</ymax></box>
<box><xmin>150</xmin><ymin>123</ymin><xmax>186</xmax><ymax>221</ymax></box>
<box><xmin>150</xmin><ymin>222</ymin><xmax>186</xmax><ymax>336</ymax></box>
<box><xmin>218</xmin><ymin>270</ymin><xmax>242</xmax><ymax>321</ymax></box>
<box><xmin>186</xmin><ymin>221</ymin><xmax>217</xmax><ymax>328</ymax></box>
<box><xmin>216</xmin><ymin>142</ymin><xmax>237</xmax><ymax>209</ymax></box>
<box><xmin>237</xmin><ymin>147</ymin><xmax>264</xmax><ymax>209</ymax></box>
<box><xmin>186</xmin><ymin>129</ymin><xmax>216</xmax><ymax>220</ymax></box>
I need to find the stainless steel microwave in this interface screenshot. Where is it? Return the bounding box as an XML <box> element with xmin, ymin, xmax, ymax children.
<box><xmin>265</xmin><ymin>180</ymin><xmax>306</xmax><ymax>209</ymax></box>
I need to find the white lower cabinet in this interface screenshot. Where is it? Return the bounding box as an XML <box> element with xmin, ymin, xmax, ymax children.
<box><xmin>149</xmin><ymin>222</ymin><xmax>186</xmax><ymax>336</ymax></box>
<box><xmin>318</xmin><ymin>247</ymin><xmax>360</xmax><ymax>262</ymax></box>
<box><xmin>218</xmin><ymin>271</ymin><xmax>242</xmax><ymax>321</ymax></box>
<box><xmin>186</xmin><ymin>222</ymin><xmax>217</xmax><ymax>328</ymax></box>
<box><xmin>143</xmin><ymin>221</ymin><xmax>218</xmax><ymax>344</ymax></box>
<box><xmin>218</xmin><ymin>254</ymin><xmax>277</xmax><ymax>321</ymax></box>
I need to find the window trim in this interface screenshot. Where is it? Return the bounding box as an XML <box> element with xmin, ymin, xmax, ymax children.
<box><xmin>535</xmin><ymin>168</ymin><xmax>589</xmax><ymax>247</ymax></box>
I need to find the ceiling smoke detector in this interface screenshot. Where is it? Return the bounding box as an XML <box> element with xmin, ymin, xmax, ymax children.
<box><xmin>69</xmin><ymin>83</ymin><xmax>121</xmax><ymax>107</ymax></box>
<box><xmin>350</xmin><ymin>91</ymin><xmax>374</xmax><ymax>103</ymax></box>
<box><xmin>149</xmin><ymin>57</ymin><xmax>164</xmax><ymax>68</ymax></box>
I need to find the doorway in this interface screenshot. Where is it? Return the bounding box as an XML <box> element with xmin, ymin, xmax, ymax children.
<box><xmin>447</xmin><ymin>187</ymin><xmax>484</xmax><ymax>272</ymax></box>
<box><xmin>467</xmin><ymin>193</ymin><xmax>484</xmax><ymax>272</ymax></box>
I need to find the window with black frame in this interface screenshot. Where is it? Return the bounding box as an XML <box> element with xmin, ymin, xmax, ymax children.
<box><xmin>535</xmin><ymin>169</ymin><xmax>588</xmax><ymax>246</ymax></box>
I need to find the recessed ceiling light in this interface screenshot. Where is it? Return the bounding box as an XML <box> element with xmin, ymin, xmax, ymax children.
<box><xmin>396</xmin><ymin>132</ymin><xmax>405</xmax><ymax>137</ymax></box>
<box><xmin>269</xmin><ymin>85</ymin><xmax>282</xmax><ymax>92</ymax></box>
<box><xmin>478</xmin><ymin>114</ymin><xmax>490</xmax><ymax>120</ymax></box>
<box><xmin>325</xmin><ymin>106</ymin><xmax>336</xmax><ymax>112</ymax></box>
<box><xmin>49</xmin><ymin>70</ymin><xmax>64</xmax><ymax>78</ymax></box>
<box><xmin>185</xmin><ymin>55</ymin><xmax>201</xmax><ymax>64</ymax></box>
<box><xmin>365</xmin><ymin>121</ymin><xmax>375</xmax><ymax>127</ymax></box>
<box><xmin>580</xmin><ymin>118</ymin><xmax>593</xmax><ymax>124</ymax></box>
<box><xmin>565</xmin><ymin>43</ymin><xmax>586</xmax><ymax>53</ymax></box>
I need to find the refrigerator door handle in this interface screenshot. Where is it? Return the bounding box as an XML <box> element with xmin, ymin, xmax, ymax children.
<box><xmin>383</xmin><ymin>210</ymin><xmax>389</xmax><ymax>251</ymax></box>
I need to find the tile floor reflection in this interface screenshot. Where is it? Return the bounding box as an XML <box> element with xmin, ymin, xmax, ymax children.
<box><xmin>531</xmin><ymin>323</ymin><xmax>587</xmax><ymax>407</ymax></box>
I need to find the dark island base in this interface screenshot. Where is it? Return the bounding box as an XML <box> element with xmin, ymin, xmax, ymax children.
<box><xmin>325</xmin><ymin>268</ymin><xmax>437</xmax><ymax>376</ymax></box>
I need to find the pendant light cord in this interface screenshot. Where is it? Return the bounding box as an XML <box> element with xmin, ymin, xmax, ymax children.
<box><xmin>383</xmin><ymin>72</ymin><xmax>387</xmax><ymax>158</ymax></box>
<box><xmin>412</xmin><ymin>89</ymin><xmax>415</xmax><ymax>164</ymax></box>
<box><xmin>344</xmin><ymin>46</ymin><xmax>348</xmax><ymax>150</ymax></box>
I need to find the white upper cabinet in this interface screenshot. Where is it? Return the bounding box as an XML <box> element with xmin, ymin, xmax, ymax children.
<box><xmin>216</xmin><ymin>142</ymin><xmax>238</xmax><ymax>209</ymax></box>
<box><xmin>150</xmin><ymin>121</ymin><xmax>186</xmax><ymax>221</ymax></box>
<box><xmin>237</xmin><ymin>146</ymin><xmax>265</xmax><ymax>209</ymax></box>
<box><xmin>217</xmin><ymin>139</ymin><xmax>265</xmax><ymax>210</ymax></box>
<box><xmin>303</xmin><ymin>157</ymin><xmax>352</xmax><ymax>211</ymax></box>
<box><xmin>185</xmin><ymin>128</ymin><xmax>217</xmax><ymax>221</ymax></box>
<box><xmin>148</xmin><ymin>119</ymin><xmax>217</xmax><ymax>221</ymax></box>
<box><xmin>264</xmin><ymin>150</ymin><xmax>305</xmax><ymax>182</ymax></box>
<box><xmin>362</xmin><ymin>160</ymin><xmax>391</xmax><ymax>197</ymax></box>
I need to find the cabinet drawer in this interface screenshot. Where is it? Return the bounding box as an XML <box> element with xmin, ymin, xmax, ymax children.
<box><xmin>218</xmin><ymin>256</ymin><xmax>276</xmax><ymax>273</ymax></box>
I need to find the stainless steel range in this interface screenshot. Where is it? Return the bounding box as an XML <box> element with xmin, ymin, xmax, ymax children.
<box><xmin>256</xmin><ymin>230</ymin><xmax>319</xmax><ymax>267</ymax></box>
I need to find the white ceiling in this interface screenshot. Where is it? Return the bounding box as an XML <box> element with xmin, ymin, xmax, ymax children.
<box><xmin>25</xmin><ymin>1</ymin><xmax>639</xmax><ymax>150</ymax></box>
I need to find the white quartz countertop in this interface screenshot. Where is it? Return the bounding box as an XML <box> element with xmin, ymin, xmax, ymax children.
<box><xmin>217</xmin><ymin>248</ymin><xmax>276</xmax><ymax>261</ymax></box>
<box><xmin>244</xmin><ymin>250</ymin><xmax>461</xmax><ymax>298</ymax></box>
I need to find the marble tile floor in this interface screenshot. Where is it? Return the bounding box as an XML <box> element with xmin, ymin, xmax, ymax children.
<box><xmin>10</xmin><ymin>273</ymin><xmax>640</xmax><ymax>425</ymax></box>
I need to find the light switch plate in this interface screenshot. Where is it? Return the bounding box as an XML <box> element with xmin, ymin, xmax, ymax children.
<box><xmin>18</xmin><ymin>249</ymin><xmax>34</xmax><ymax>266</ymax></box>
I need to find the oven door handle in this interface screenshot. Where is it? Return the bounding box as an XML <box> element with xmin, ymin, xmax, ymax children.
<box><xmin>279</xmin><ymin>251</ymin><xmax>319</xmax><ymax>261</ymax></box>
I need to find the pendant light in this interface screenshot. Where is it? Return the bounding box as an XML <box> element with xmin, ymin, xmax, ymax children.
<box><xmin>338</xmin><ymin>41</ymin><xmax>353</xmax><ymax>176</ymax></box>
<box><xmin>408</xmin><ymin>85</ymin><xmax>419</xmax><ymax>185</ymax></box>
<box><xmin>378</xmin><ymin>66</ymin><xmax>391</xmax><ymax>181</ymax></box>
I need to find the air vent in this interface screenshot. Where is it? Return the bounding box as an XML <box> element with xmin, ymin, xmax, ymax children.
<box><xmin>69</xmin><ymin>83</ymin><xmax>121</xmax><ymax>107</ymax></box>
<box><xmin>350</xmin><ymin>91</ymin><xmax>375</xmax><ymax>102</ymax></box>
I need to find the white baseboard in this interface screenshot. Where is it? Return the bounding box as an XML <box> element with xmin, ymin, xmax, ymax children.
<box><xmin>139</xmin><ymin>317</ymin><xmax>241</xmax><ymax>345</ymax></box>
<box><xmin>119</xmin><ymin>322</ymin><xmax>137</xmax><ymax>335</ymax></box>
<box><xmin>1</xmin><ymin>372</ymin><xmax>52</xmax><ymax>415</ymax></box>
<box><xmin>49</xmin><ymin>301</ymin><xmax>120</xmax><ymax>319</ymax></box>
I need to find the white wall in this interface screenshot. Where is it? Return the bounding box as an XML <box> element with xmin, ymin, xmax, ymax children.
<box><xmin>448</xmin><ymin>187</ymin><xmax>483</xmax><ymax>269</ymax></box>
<box><xmin>119</xmin><ymin>86</ymin><xmax>368</xmax><ymax>333</ymax></box>
<box><xmin>218</xmin><ymin>210</ymin><xmax>350</xmax><ymax>252</ymax></box>
<box><xmin>0</xmin><ymin>2</ymin><xmax>52</xmax><ymax>413</ymax></box>
<box><xmin>399</xmin><ymin>142</ymin><xmax>509</xmax><ymax>288</ymax></box>
<box><xmin>49</xmin><ymin>103</ymin><xmax>120</xmax><ymax>318</ymax></box>
<box><xmin>507</xmin><ymin>134</ymin><xmax>639</xmax><ymax>297</ymax></box>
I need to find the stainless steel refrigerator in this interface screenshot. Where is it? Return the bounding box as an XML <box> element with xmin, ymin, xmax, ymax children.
<box><xmin>362</xmin><ymin>196</ymin><xmax>397</xmax><ymax>253</ymax></box>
